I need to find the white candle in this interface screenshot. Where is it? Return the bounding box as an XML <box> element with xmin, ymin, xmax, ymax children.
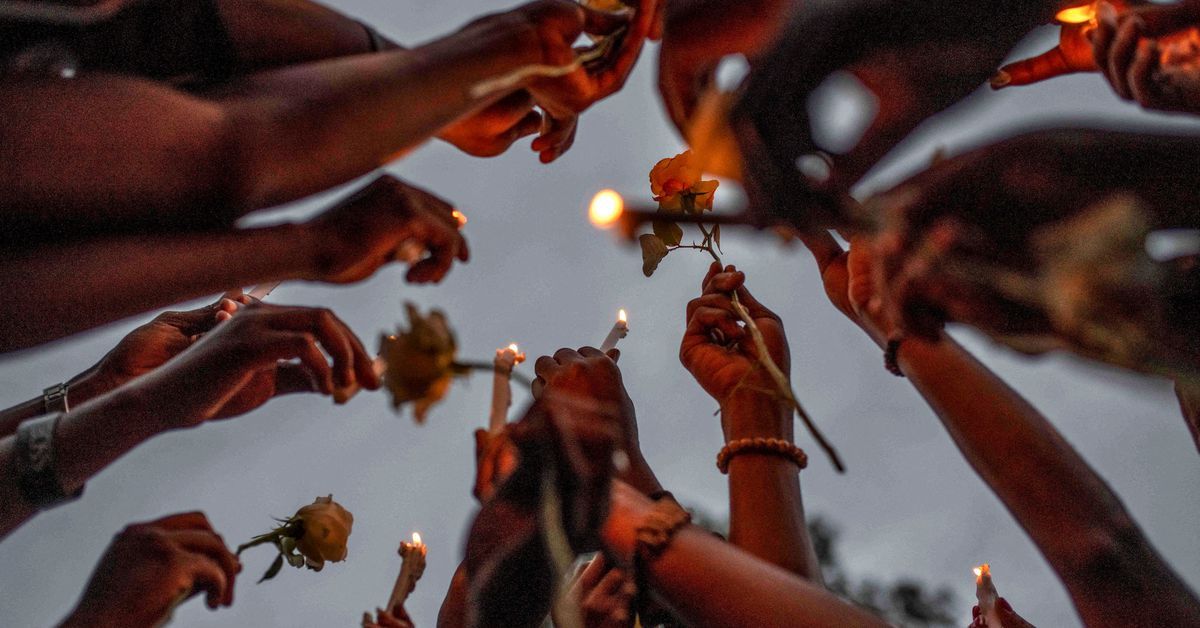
<box><xmin>599</xmin><ymin>309</ymin><xmax>629</xmax><ymax>353</ymax></box>
<box><xmin>974</xmin><ymin>564</ymin><xmax>1003</xmax><ymax>627</ymax></box>
<box><xmin>247</xmin><ymin>281</ymin><xmax>282</xmax><ymax>300</ymax></box>
<box><xmin>489</xmin><ymin>343</ymin><xmax>526</xmax><ymax>432</ymax></box>
<box><xmin>387</xmin><ymin>532</ymin><xmax>427</xmax><ymax>611</ymax></box>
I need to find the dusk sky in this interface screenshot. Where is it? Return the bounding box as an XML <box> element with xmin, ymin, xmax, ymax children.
<box><xmin>1</xmin><ymin>2</ymin><xmax>1198</xmax><ymax>627</ymax></box>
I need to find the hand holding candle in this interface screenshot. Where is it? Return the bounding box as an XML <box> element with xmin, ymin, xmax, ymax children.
<box><xmin>489</xmin><ymin>343</ymin><xmax>526</xmax><ymax>432</ymax></box>
<box><xmin>599</xmin><ymin>309</ymin><xmax>629</xmax><ymax>353</ymax></box>
<box><xmin>387</xmin><ymin>533</ymin><xmax>427</xmax><ymax>612</ymax></box>
<box><xmin>974</xmin><ymin>564</ymin><xmax>1003</xmax><ymax>628</ymax></box>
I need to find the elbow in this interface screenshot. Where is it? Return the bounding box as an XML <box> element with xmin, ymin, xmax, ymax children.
<box><xmin>1061</xmin><ymin>516</ymin><xmax>1153</xmax><ymax>589</ymax></box>
<box><xmin>203</xmin><ymin>106</ymin><xmax>277</xmax><ymax>219</ymax></box>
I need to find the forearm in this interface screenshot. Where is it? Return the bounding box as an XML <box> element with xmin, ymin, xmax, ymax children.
<box><xmin>0</xmin><ymin>223</ymin><xmax>316</xmax><ymax>352</ymax></box>
<box><xmin>601</xmin><ymin>501</ymin><xmax>884</xmax><ymax>628</ymax></box>
<box><xmin>214</xmin><ymin>36</ymin><xmax>533</xmax><ymax>210</ymax></box>
<box><xmin>0</xmin><ymin>386</ymin><xmax>159</xmax><ymax>539</ymax></box>
<box><xmin>0</xmin><ymin>371</ymin><xmax>109</xmax><ymax>438</ymax></box>
<box><xmin>724</xmin><ymin>397</ymin><xmax>823</xmax><ymax>582</ymax></box>
<box><xmin>900</xmin><ymin>335</ymin><xmax>1200</xmax><ymax>625</ymax></box>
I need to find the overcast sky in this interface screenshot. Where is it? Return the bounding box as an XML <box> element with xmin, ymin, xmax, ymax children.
<box><xmin>2</xmin><ymin>2</ymin><xmax>1199</xmax><ymax>627</ymax></box>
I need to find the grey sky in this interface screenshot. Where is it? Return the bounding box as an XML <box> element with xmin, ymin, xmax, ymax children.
<box><xmin>1</xmin><ymin>2</ymin><xmax>1198</xmax><ymax>626</ymax></box>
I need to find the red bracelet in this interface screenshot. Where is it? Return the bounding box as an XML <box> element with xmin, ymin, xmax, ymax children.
<box><xmin>716</xmin><ymin>437</ymin><xmax>808</xmax><ymax>474</ymax></box>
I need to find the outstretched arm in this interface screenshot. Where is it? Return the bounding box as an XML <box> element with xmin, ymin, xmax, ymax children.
<box><xmin>0</xmin><ymin>1</ymin><xmax>622</xmax><ymax>231</ymax></box>
<box><xmin>0</xmin><ymin>176</ymin><xmax>466</xmax><ymax>352</ymax></box>
<box><xmin>805</xmin><ymin>232</ymin><xmax>1200</xmax><ymax>627</ymax></box>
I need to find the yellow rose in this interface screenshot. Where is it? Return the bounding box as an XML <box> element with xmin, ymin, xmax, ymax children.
<box><xmin>649</xmin><ymin>150</ymin><xmax>719</xmax><ymax>213</ymax></box>
<box><xmin>293</xmin><ymin>495</ymin><xmax>353</xmax><ymax>570</ymax></box>
<box><xmin>380</xmin><ymin>303</ymin><xmax>463</xmax><ymax>423</ymax></box>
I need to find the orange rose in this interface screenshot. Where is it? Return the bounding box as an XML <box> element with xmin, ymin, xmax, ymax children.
<box><xmin>293</xmin><ymin>495</ymin><xmax>353</xmax><ymax>570</ymax></box>
<box><xmin>649</xmin><ymin>150</ymin><xmax>719</xmax><ymax>212</ymax></box>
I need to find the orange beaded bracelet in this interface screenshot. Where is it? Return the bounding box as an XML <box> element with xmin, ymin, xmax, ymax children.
<box><xmin>716</xmin><ymin>437</ymin><xmax>809</xmax><ymax>474</ymax></box>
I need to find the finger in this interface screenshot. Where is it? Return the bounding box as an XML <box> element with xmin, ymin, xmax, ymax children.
<box><xmin>181</xmin><ymin>553</ymin><xmax>229</xmax><ymax>610</ymax></box>
<box><xmin>606</xmin><ymin>348</ymin><xmax>620</xmax><ymax>363</ymax></box>
<box><xmin>553</xmin><ymin>347</ymin><xmax>583</xmax><ymax>364</ymax></box>
<box><xmin>331</xmin><ymin>316</ymin><xmax>380</xmax><ymax>391</ymax></box>
<box><xmin>509</xmin><ymin>110</ymin><xmax>544</xmax><ymax>141</ymax></box>
<box><xmin>993</xmin><ymin>47</ymin><xmax>1075</xmax><ymax>88</ymax></box>
<box><xmin>533</xmin><ymin>113</ymin><xmax>578</xmax><ymax>163</ymax></box>
<box><xmin>534</xmin><ymin>355</ymin><xmax>560</xmax><ymax>380</ymax></box>
<box><xmin>312</xmin><ymin>310</ymin><xmax>355</xmax><ymax>389</ymax></box>
<box><xmin>273</xmin><ymin>362</ymin><xmax>321</xmax><ymax>395</ymax></box>
<box><xmin>152</xmin><ymin>511</ymin><xmax>214</xmax><ymax>531</ymax></box>
<box><xmin>700</xmin><ymin>260</ymin><xmax>721</xmax><ymax>290</ymax></box>
<box><xmin>686</xmin><ymin>292</ymin><xmax>733</xmax><ymax>323</ymax></box>
<box><xmin>266</xmin><ymin>331</ymin><xmax>333</xmax><ymax>395</ymax></box>
<box><xmin>172</xmin><ymin>531</ymin><xmax>240</xmax><ymax>606</ymax></box>
<box><xmin>1090</xmin><ymin>12</ymin><xmax>1117</xmax><ymax>82</ymax></box>
<box><xmin>1108</xmin><ymin>16</ymin><xmax>1146</xmax><ymax>99</ymax></box>
<box><xmin>405</xmin><ymin>231</ymin><xmax>465</xmax><ymax>284</ymax></box>
<box><xmin>577</xmin><ymin>346</ymin><xmax>607</xmax><ymax>359</ymax></box>
<box><xmin>1128</xmin><ymin>39</ymin><xmax>1161</xmax><ymax>108</ymax></box>
<box><xmin>686</xmin><ymin>306</ymin><xmax>745</xmax><ymax>343</ymax></box>
<box><xmin>796</xmin><ymin>229</ymin><xmax>845</xmax><ymax>274</ymax></box>
<box><xmin>594</xmin><ymin>567</ymin><xmax>627</xmax><ymax>597</ymax></box>
<box><xmin>703</xmin><ymin>270</ymin><xmax>746</xmax><ymax>296</ymax></box>
<box><xmin>531</xmin><ymin>376</ymin><xmax>545</xmax><ymax>399</ymax></box>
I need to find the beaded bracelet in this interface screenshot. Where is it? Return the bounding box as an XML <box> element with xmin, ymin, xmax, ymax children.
<box><xmin>716</xmin><ymin>437</ymin><xmax>808</xmax><ymax>474</ymax></box>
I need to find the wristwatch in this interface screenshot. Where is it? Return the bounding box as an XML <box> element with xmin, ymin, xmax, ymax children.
<box><xmin>15</xmin><ymin>413</ymin><xmax>83</xmax><ymax>508</ymax></box>
<box><xmin>43</xmin><ymin>382</ymin><xmax>69</xmax><ymax>414</ymax></box>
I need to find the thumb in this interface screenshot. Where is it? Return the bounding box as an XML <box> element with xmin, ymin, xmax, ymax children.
<box><xmin>582</xmin><ymin>4</ymin><xmax>629</xmax><ymax>37</ymax></box>
<box><xmin>992</xmin><ymin>47</ymin><xmax>1084</xmax><ymax>88</ymax></box>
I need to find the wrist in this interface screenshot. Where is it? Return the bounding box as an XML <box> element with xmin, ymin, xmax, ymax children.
<box><xmin>719</xmin><ymin>392</ymin><xmax>792</xmax><ymax>441</ymax></box>
<box><xmin>66</xmin><ymin>367</ymin><xmax>113</xmax><ymax>407</ymax></box>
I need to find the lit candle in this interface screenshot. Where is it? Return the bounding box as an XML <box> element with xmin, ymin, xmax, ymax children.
<box><xmin>599</xmin><ymin>309</ymin><xmax>629</xmax><ymax>353</ymax></box>
<box><xmin>1055</xmin><ymin>1</ymin><xmax>1097</xmax><ymax>25</ymax></box>
<box><xmin>589</xmin><ymin>189</ymin><xmax>625</xmax><ymax>229</ymax></box>
<box><xmin>489</xmin><ymin>343</ymin><xmax>526</xmax><ymax>432</ymax></box>
<box><xmin>973</xmin><ymin>564</ymin><xmax>1003</xmax><ymax>628</ymax></box>
<box><xmin>387</xmin><ymin>532</ymin><xmax>427</xmax><ymax>612</ymax></box>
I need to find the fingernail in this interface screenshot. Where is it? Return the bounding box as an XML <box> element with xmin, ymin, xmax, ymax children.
<box><xmin>989</xmin><ymin>71</ymin><xmax>1011</xmax><ymax>89</ymax></box>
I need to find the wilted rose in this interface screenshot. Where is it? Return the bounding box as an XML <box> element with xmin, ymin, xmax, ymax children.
<box><xmin>293</xmin><ymin>495</ymin><xmax>353</xmax><ymax>570</ymax></box>
<box><xmin>649</xmin><ymin>150</ymin><xmax>719</xmax><ymax>212</ymax></box>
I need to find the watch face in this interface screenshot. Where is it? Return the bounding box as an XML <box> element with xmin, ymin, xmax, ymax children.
<box><xmin>0</xmin><ymin>0</ymin><xmax>143</xmax><ymax>24</ymax></box>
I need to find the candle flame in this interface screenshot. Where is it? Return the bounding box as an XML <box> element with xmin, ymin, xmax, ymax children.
<box><xmin>589</xmin><ymin>190</ymin><xmax>624</xmax><ymax>228</ymax></box>
<box><xmin>1055</xmin><ymin>2</ymin><xmax>1096</xmax><ymax>24</ymax></box>
<box><xmin>451</xmin><ymin>210</ymin><xmax>468</xmax><ymax>228</ymax></box>
<box><xmin>973</xmin><ymin>567</ymin><xmax>983</xmax><ymax>578</ymax></box>
<box><xmin>412</xmin><ymin>532</ymin><xmax>422</xmax><ymax>544</ymax></box>
<box><xmin>618</xmin><ymin>308</ymin><xmax>627</xmax><ymax>323</ymax></box>
<box><xmin>508</xmin><ymin>343</ymin><xmax>519</xmax><ymax>353</ymax></box>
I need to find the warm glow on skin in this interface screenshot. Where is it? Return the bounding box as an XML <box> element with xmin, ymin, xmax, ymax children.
<box><xmin>589</xmin><ymin>189</ymin><xmax>624</xmax><ymax>228</ymax></box>
<box><xmin>1056</xmin><ymin>2</ymin><xmax>1096</xmax><ymax>24</ymax></box>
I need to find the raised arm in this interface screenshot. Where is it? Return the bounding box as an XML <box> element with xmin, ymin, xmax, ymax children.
<box><xmin>805</xmin><ymin>232</ymin><xmax>1200</xmax><ymax>627</ymax></box>
<box><xmin>0</xmin><ymin>175</ymin><xmax>466</xmax><ymax>352</ymax></box>
<box><xmin>679</xmin><ymin>262</ymin><xmax>823</xmax><ymax>582</ymax></box>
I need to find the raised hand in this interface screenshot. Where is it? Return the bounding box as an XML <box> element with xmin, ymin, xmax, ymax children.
<box><xmin>797</xmin><ymin>231</ymin><xmax>893</xmax><ymax>348</ymax></box>
<box><xmin>680</xmin><ymin>263</ymin><xmax>788</xmax><ymax>405</ymax></box>
<box><xmin>134</xmin><ymin>303</ymin><xmax>380</xmax><ymax>430</ymax></box>
<box><xmin>531</xmin><ymin>346</ymin><xmax>662</xmax><ymax>495</ymax></box>
<box><xmin>61</xmin><ymin>512</ymin><xmax>240</xmax><ymax>628</ymax></box>
<box><xmin>969</xmin><ymin>599</ymin><xmax>1036</xmax><ymax>628</ymax></box>
<box><xmin>305</xmin><ymin>175</ymin><xmax>468</xmax><ymax>286</ymax></box>
<box><xmin>520</xmin><ymin>0</ymin><xmax>659</xmax><ymax>162</ymax></box>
